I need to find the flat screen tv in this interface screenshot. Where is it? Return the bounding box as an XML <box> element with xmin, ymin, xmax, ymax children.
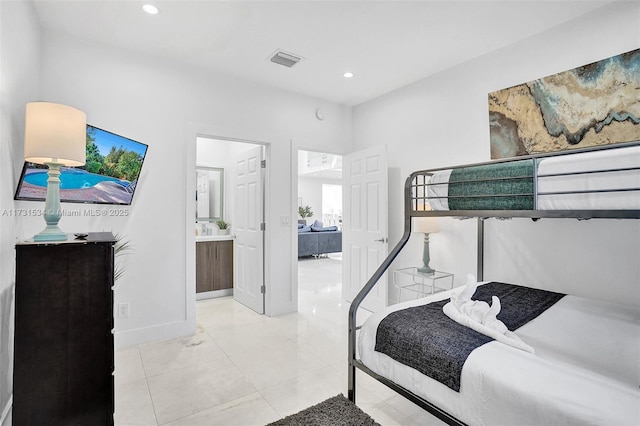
<box><xmin>14</xmin><ymin>124</ymin><xmax>148</xmax><ymax>205</ymax></box>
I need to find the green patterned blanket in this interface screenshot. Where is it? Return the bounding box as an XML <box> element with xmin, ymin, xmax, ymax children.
<box><xmin>448</xmin><ymin>159</ymin><xmax>535</xmax><ymax>210</ymax></box>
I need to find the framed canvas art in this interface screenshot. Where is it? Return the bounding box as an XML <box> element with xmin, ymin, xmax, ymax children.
<box><xmin>489</xmin><ymin>48</ymin><xmax>640</xmax><ymax>159</ymax></box>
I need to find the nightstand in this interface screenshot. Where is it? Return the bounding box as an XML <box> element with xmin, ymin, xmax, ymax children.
<box><xmin>393</xmin><ymin>267</ymin><xmax>454</xmax><ymax>303</ymax></box>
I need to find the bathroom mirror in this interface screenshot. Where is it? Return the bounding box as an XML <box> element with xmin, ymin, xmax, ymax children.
<box><xmin>196</xmin><ymin>166</ymin><xmax>224</xmax><ymax>221</ymax></box>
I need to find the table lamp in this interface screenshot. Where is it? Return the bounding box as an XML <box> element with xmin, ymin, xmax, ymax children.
<box><xmin>413</xmin><ymin>216</ymin><xmax>440</xmax><ymax>274</ymax></box>
<box><xmin>24</xmin><ymin>102</ymin><xmax>86</xmax><ymax>241</ymax></box>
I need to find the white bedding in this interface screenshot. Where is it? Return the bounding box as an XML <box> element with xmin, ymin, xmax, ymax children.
<box><xmin>425</xmin><ymin>169</ymin><xmax>451</xmax><ymax>211</ymax></box>
<box><xmin>425</xmin><ymin>145</ymin><xmax>640</xmax><ymax>211</ymax></box>
<box><xmin>358</xmin><ymin>285</ymin><xmax>640</xmax><ymax>425</ymax></box>
<box><xmin>537</xmin><ymin>145</ymin><xmax>640</xmax><ymax>210</ymax></box>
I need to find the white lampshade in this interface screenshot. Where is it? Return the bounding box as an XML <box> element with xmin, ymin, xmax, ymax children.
<box><xmin>413</xmin><ymin>217</ymin><xmax>440</xmax><ymax>234</ymax></box>
<box><xmin>24</xmin><ymin>102</ymin><xmax>86</xmax><ymax>166</ymax></box>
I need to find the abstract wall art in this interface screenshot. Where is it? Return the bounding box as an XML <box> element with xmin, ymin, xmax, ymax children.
<box><xmin>488</xmin><ymin>48</ymin><xmax>640</xmax><ymax>159</ymax></box>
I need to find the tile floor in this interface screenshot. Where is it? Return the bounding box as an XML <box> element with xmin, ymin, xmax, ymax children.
<box><xmin>115</xmin><ymin>254</ymin><xmax>445</xmax><ymax>425</ymax></box>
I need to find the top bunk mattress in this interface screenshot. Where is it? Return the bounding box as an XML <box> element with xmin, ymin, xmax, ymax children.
<box><xmin>425</xmin><ymin>145</ymin><xmax>640</xmax><ymax>211</ymax></box>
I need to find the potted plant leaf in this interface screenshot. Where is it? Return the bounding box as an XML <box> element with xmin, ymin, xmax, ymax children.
<box><xmin>114</xmin><ymin>233</ymin><xmax>133</xmax><ymax>283</ymax></box>
<box><xmin>298</xmin><ymin>205</ymin><xmax>313</xmax><ymax>225</ymax></box>
<box><xmin>216</xmin><ymin>219</ymin><xmax>231</xmax><ymax>235</ymax></box>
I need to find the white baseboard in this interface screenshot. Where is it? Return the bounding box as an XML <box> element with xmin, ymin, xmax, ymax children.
<box><xmin>115</xmin><ymin>319</ymin><xmax>195</xmax><ymax>349</ymax></box>
<box><xmin>195</xmin><ymin>288</ymin><xmax>232</xmax><ymax>301</ymax></box>
<box><xmin>1</xmin><ymin>395</ymin><xmax>12</xmax><ymax>426</ymax></box>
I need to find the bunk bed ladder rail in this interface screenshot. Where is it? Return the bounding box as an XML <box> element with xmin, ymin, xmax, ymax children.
<box><xmin>347</xmin><ymin>173</ymin><xmax>468</xmax><ymax>426</ymax></box>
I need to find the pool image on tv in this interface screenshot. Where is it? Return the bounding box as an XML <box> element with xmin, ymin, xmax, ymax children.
<box><xmin>15</xmin><ymin>125</ymin><xmax>148</xmax><ymax>205</ymax></box>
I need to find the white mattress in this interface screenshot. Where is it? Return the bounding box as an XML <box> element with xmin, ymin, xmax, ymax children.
<box><xmin>537</xmin><ymin>145</ymin><xmax>640</xmax><ymax>210</ymax></box>
<box><xmin>358</xmin><ymin>285</ymin><xmax>640</xmax><ymax>425</ymax></box>
<box><xmin>425</xmin><ymin>145</ymin><xmax>640</xmax><ymax>211</ymax></box>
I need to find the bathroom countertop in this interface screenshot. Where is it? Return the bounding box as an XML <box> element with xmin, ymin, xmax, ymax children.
<box><xmin>195</xmin><ymin>235</ymin><xmax>235</xmax><ymax>242</ymax></box>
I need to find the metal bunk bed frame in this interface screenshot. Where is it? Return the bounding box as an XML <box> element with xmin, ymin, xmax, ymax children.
<box><xmin>347</xmin><ymin>140</ymin><xmax>640</xmax><ymax>426</ymax></box>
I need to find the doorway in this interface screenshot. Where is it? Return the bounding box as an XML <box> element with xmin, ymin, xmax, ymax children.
<box><xmin>296</xmin><ymin>150</ymin><xmax>343</xmax><ymax>307</ymax></box>
<box><xmin>196</xmin><ymin>136</ymin><xmax>266</xmax><ymax>314</ymax></box>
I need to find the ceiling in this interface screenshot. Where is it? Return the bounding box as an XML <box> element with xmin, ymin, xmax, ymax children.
<box><xmin>298</xmin><ymin>150</ymin><xmax>343</xmax><ymax>179</ymax></box>
<box><xmin>30</xmin><ymin>0</ymin><xmax>615</xmax><ymax>107</ymax></box>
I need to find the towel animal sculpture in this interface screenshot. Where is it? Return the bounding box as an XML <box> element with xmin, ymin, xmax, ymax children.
<box><xmin>443</xmin><ymin>275</ymin><xmax>535</xmax><ymax>353</ymax></box>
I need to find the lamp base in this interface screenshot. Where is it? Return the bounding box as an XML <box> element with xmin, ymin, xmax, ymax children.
<box><xmin>417</xmin><ymin>265</ymin><xmax>435</xmax><ymax>275</ymax></box>
<box><xmin>418</xmin><ymin>232</ymin><xmax>435</xmax><ymax>275</ymax></box>
<box><xmin>33</xmin><ymin>161</ymin><xmax>68</xmax><ymax>242</ymax></box>
<box><xmin>34</xmin><ymin>225</ymin><xmax>68</xmax><ymax>242</ymax></box>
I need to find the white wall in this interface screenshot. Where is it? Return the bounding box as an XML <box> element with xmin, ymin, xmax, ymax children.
<box><xmin>12</xmin><ymin>30</ymin><xmax>352</xmax><ymax>347</ymax></box>
<box><xmin>297</xmin><ymin>177</ymin><xmax>320</xmax><ymax>224</ymax></box>
<box><xmin>0</xmin><ymin>1</ymin><xmax>42</xmax><ymax>423</ymax></box>
<box><xmin>298</xmin><ymin>176</ymin><xmax>342</xmax><ymax>225</ymax></box>
<box><xmin>353</xmin><ymin>2</ymin><xmax>640</xmax><ymax>306</ymax></box>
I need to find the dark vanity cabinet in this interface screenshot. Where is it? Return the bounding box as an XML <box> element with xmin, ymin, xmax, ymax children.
<box><xmin>196</xmin><ymin>239</ymin><xmax>233</xmax><ymax>293</ymax></box>
<box><xmin>13</xmin><ymin>232</ymin><xmax>115</xmax><ymax>425</ymax></box>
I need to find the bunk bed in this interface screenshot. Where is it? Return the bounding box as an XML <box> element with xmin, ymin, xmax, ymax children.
<box><xmin>347</xmin><ymin>141</ymin><xmax>640</xmax><ymax>426</ymax></box>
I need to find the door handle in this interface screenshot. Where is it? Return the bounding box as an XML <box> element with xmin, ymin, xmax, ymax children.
<box><xmin>374</xmin><ymin>237</ymin><xmax>388</xmax><ymax>243</ymax></box>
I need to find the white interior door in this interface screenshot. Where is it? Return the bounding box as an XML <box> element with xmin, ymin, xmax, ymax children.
<box><xmin>342</xmin><ymin>145</ymin><xmax>388</xmax><ymax>312</ymax></box>
<box><xmin>233</xmin><ymin>146</ymin><xmax>265</xmax><ymax>314</ymax></box>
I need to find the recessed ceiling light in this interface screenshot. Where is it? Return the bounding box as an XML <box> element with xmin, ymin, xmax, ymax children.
<box><xmin>343</xmin><ymin>72</ymin><xmax>354</xmax><ymax>78</ymax></box>
<box><xmin>142</xmin><ymin>4</ymin><xmax>160</xmax><ymax>15</ymax></box>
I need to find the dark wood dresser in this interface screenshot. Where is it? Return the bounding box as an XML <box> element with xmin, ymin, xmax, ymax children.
<box><xmin>13</xmin><ymin>232</ymin><xmax>115</xmax><ymax>425</ymax></box>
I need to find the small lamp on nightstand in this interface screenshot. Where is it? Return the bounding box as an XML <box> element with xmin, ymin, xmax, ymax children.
<box><xmin>413</xmin><ymin>216</ymin><xmax>440</xmax><ymax>274</ymax></box>
<box><xmin>24</xmin><ymin>102</ymin><xmax>86</xmax><ymax>241</ymax></box>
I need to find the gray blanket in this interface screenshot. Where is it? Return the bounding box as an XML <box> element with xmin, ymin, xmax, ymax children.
<box><xmin>374</xmin><ymin>282</ymin><xmax>564</xmax><ymax>391</ymax></box>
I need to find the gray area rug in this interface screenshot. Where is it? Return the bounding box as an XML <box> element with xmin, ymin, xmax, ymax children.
<box><xmin>267</xmin><ymin>394</ymin><xmax>380</xmax><ymax>426</ymax></box>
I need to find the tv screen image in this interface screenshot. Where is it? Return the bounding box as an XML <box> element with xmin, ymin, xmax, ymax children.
<box><xmin>15</xmin><ymin>125</ymin><xmax>148</xmax><ymax>205</ymax></box>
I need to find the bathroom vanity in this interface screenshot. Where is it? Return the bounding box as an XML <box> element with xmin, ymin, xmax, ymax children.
<box><xmin>196</xmin><ymin>235</ymin><xmax>234</xmax><ymax>300</ymax></box>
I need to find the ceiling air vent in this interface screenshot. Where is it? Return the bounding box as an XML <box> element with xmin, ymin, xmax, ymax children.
<box><xmin>269</xmin><ymin>50</ymin><xmax>302</xmax><ymax>68</ymax></box>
